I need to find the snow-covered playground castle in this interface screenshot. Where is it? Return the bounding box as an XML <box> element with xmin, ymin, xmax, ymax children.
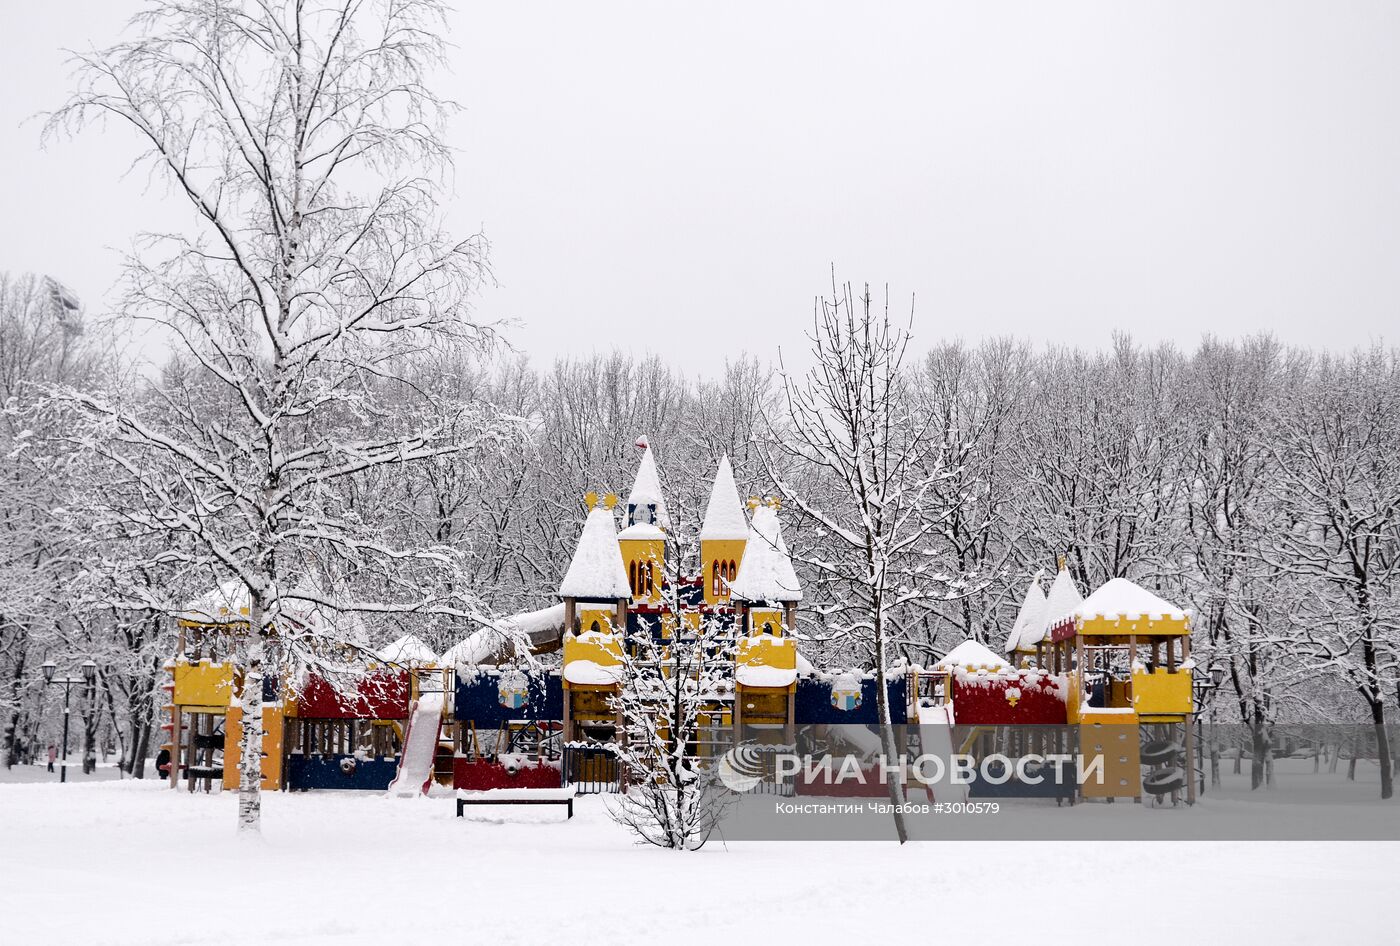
<box><xmin>163</xmin><ymin>444</ymin><xmax>1200</xmax><ymax>805</ymax></box>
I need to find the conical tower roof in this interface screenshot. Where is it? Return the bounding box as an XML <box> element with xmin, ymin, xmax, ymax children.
<box><xmin>1004</xmin><ymin>572</ymin><xmax>1047</xmax><ymax>654</ymax></box>
<box><xmin>559</xmin><ymin>503</ymin><xmax>632</xmax><ymax>599</ymax></box>
<box><xmin>729</xmin><ymin>504</ymin><xmax>802</xmax><ymax>603</ymax></box>
<box><xmin>699</xmin><ymin>455</ymin><xmax>748</xmax><ymax>541</ymax></box>
<box><xmin>623</xmin><ymin>443</ymin><xmax>670</xmax><ymax>530</ymax></box>
<box><xmin>1039</xmin><ymin>559</ymin><xmax>1084</xmax><ymax>640</ymax></box>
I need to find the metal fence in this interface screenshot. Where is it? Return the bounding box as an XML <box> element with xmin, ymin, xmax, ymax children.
<box><xmin>562</xmin><ymin>744</ymin><xmax>622</xmax><ymax>794</ymax></box>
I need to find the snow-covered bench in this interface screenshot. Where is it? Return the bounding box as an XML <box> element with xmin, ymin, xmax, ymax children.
<box><xmin>455</xmin><ymin>785</ymin><xmax>577</xmax><ymax>820</ymax></box>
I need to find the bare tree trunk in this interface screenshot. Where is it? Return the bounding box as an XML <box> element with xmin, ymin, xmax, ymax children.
<box><xmin>1250</xmin><ymin>716</ymin><xmax>1268</xmax><ymax>790</ymax></box>
<box><xmin>79</xmin><ymin>679</ymin><xmax>100</xmax><ymax>775</ymax></box>
<box><xmin>1209</xmin><ymin>720</ymin><xmax>1221</xmax><ymax>789</ymax></box>
<box><xmin>131</xmin><ymin>717</ymin><xmax>151</xmax><ymax>779</ymax></box>
<box><xmin>81</xmin><ymin>705</ymin><xmax>98</xmax><ymax>774</ymax></box>
<box><xmin>2</xmin><ymin>651</ymin><xmax>27</xmax><ymax>768</ymax></box>
<box><xmin>237</xmin><ymin>594</ymin><xmax>267</xmax><ymax>835</ymax></box>
<box><xmin>123</xmin><ymin>652</ymin><xmax>161</xmax><ymax>777</ymax></box>
<box><xmin>1369</xmin><ymin>701</ymin><xmax>1393</xmax><ymax>800</ymax></box>
<box><xmin>873</xmin><ymin>621</ymin><xmax>908</xmax><ymax>844</ymax></box>
<box><xmin>2</xmin><ymin>709</ymin><xmax>24</xmax><ymax>769</ymax></box>
<box><xmin>99</xmin><ymin>672</ymin><xmax>127</xmax><ymax>773</ymax></box>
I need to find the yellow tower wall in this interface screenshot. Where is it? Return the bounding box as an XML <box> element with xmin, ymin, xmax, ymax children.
<box><xmin>746</xmin><ymin>607</ymin><xmax>787</xmax><ymax>637</ymax></box>
<box><xmin>562</xmin><ymin>606</ymin><xmax>624</xmax><ymax>692</ymax></box>
<box><xmin>562</xmin><ymin>630</ymin><xmax>624</xmax><ymax>673</ymax></box>
<box><xmin>171</xmin><ymin>659</ymin><xmax>234</xmax><ymax>710</ymax></box>
<box><xmin>221</xmin><ymin>702</ymin><xmax>285</xmax><ymax>790</ymax></box>
<box><xmin>700</xmin><ymin>539</ymin><xmax>746</xmax><ymax>605</ymax></box>
<box><xmin>574</xmin><ymin>606</ymin><xmax>620</xmax><ymax>636</ymax></box>
<box><xmin>1132</xmin><ymin>667</ymin><xmax>1193</xmax><ymax>716</ymax></box>
<box><xmin>619</xmin><ymin>537</ymin><xmax>665</xmax><ymax>605</ymax></box>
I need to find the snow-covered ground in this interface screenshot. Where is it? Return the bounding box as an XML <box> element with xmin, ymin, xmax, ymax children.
<box><xmin>0</xmin><ymin>768</ymin><xmax>1395</xmax><ymax>946</ymax></box>
<box><xmin>0</xmin><ymin>760</ymin><xmax>128</xmax><ymax>784</ymax></box>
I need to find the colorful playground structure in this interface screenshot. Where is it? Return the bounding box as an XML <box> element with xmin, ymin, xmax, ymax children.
<box><xmin>162</xmin><ymin>445</ymin><xmax>1200</xmax><ymax>806</ymax></box>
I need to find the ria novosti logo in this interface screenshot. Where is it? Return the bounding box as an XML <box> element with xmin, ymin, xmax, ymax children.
<box><xmin>717</xmin><ymin>746</ymin><xmax>1109</xmax><ymax>792</ymax></box>
<box><xmin>717</xmin><ymin>745</ymin><xmax>772</xmax><ymax>791</ymax></box>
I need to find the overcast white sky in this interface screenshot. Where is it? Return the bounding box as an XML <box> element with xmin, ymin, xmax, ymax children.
<box><xmin>3</xmin><ymin>1</ymin><xmax>1398</xmax><ymax>374</ymax></box>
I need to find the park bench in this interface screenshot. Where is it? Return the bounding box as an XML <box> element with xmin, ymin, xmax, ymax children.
<box><xmin>455</xmin><ymin>785</ymin><xmax>577</xmax><ymax>820</ymax></box>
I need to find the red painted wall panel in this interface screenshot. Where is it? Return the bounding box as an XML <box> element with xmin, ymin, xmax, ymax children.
<box><xmin>796</xmin><ymin>764</ymin><xmax>890</xmax><ymax>797</ymax></box>
<box><xmin>453</xmin><ymin>758</ymin><xmax>563</xmax><ymax>791</ymax></box>
<box><xmin>950</xmin><ymin>672</ymin><xmax>1068</xmax><ymax>725</ymax></box>
<box><xmin>298</xmin><ymin>670</ymin><xmax>411</xmax><ymax>719</ymax></box>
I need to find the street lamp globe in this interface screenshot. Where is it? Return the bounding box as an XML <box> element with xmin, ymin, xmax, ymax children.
<box><xmin>1210</xmin><ymin>664</ymin><xmax>1226</xmax><ymax>689</ymax></box>
<box><xmin>41</xmin><ymin>660</ymin><xmax>57</xmax><ymax>685</ymax></box>
<box><xmin>81</xmin><ymin>660</ymin><xmax>98</xmax><ymax>685</ymax></box>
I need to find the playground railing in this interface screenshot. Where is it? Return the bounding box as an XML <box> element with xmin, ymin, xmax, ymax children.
<box><xmin>562</xmin><ymin>744</ymin><xmax>622</xmax><ymax>794</ymax></box>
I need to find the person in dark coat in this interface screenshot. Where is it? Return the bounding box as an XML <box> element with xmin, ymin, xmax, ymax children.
<box><xmin>156</xmin><ymin>747</ymin><xmax>171</xmax><ymax>778</ymax></box>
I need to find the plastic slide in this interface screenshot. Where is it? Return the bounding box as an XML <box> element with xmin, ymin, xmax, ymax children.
<box><xmin>916</xmin><ymin>702</ymin><xmax>968</xmax><ymax>804</ymax></box>
<box><xmin>828</xmin><ymin>724</ymin><xmax>884</xmax><ymax>760</ymax></box>
<box><xmin>387</xmin><ymin>692</ymin><xmax>444</xmax><ymax>797</ymax></box>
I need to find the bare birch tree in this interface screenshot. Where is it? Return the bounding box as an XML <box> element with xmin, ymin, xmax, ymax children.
<box><xmin>46</xmin><ymin>0</ymin><xmax>498</xmax><ymax>832</ymax></box>
<box><xmin>764</xmin><ymin>281</ymin><xmax>971</xmax><ymax>844</ymax></box>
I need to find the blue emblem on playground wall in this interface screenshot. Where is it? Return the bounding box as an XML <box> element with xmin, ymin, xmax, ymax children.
<box><xmin>498</xmin><ymin>671</ymin><xmax>528</xmax><ymax>710</ymax></box>
<box><xmin>795</xmin><ymin>676</ymin><xmax>904</xmax><ymax>725</ymax></box>
<box><xmin>455</xmin><ymin>670</ymin><xmax>563</xmax><ymax>723</ymax></box>
<box><xmin>831</xmin><ymin>674</ymin><xmax>863</xmax><ymax>712</ymax></box>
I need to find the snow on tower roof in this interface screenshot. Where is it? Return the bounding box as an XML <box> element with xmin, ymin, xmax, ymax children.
<box><xmin>559</xmin><ymin>504</ymin><xmax>632</xmax><ymax>600</ymax></box>
<box><xmin>624</xmin><ymin>443</ymin><xmax>670</xmax><ymax>529</ymax></box>
<box><xmin>377</xmin><ymin>634</ymin><xmax>437</xmax><ymax>665</ymax></box>
<box><xmin>729</xmin><ymin>503</ymin><xmax>802</xmax><ymax>603</ymax></box>
<box><xmin>1073</xmin><ymin>577</ymin><xmax>1189</xmax><ymax>623</ymax></box>
<box><xmin>699</xmin><ymin>455</ymin><xmax>748</xmax><ymax>541</ymax></box>
<box><xmin>1004</xmin><ymin>573</ymin><xmax>1047</xmax><ymax>654</ymax></box>
<box><xmin>933</xmin><ymin>639</ymin><xmax>1011</xmax><ymax>673</ymax></box>
<box><xmin>1038</xmin><ymin>561</ymin><xmax>1084</xmax><ymax>640</ymax></box>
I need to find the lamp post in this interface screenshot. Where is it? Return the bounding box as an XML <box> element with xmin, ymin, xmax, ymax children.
<box><xmin>40</xmin><ymin>658</ymin><xmax>98</xmax><ymax>784</ymax></box>
<box><xmin>1192</xmin><ymin>663</ymin><xmax>1226</xmax><ymax>799</ymax></box>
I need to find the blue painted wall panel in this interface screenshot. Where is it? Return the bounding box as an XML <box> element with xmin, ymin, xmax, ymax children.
<box><xmin>453</xmin><ymin>671</ymin><xmax>563</xmax><ymax>724</ymax></box>
<box><xmin>794</xmin><ymin>677</ymin><xmax>907</xmax><ymax>725</ymax></box>
<box><xmin>286</xmin><ymin>755</ymin><xmax>399</xmax><ymax>791</ymax></box>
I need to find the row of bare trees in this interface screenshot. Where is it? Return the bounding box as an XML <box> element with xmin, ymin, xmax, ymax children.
<box><xmin>6</xmin><ymin>272</ymin><xmax>1397</xmax><ymax>805</ymax></box>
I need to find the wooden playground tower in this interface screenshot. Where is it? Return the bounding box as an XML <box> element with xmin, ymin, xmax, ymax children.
<box><xmin>163</xmin><ymin>582</ymin><xmax>286</xmax><ymax>793</ymax></box>
<box><xmin>1046</xmin><ymin>576</ymin><xmax>1197</xmax><ymax>804</ymax></box>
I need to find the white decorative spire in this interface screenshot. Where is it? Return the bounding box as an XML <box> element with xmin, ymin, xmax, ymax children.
<box><xmin>1039</xmin><ymin>557</ymin><xmax>1084</xmax><ymax>641</ymax></box>
<box><xmin>729</xmin><ymin>503</ymin><xmax>802</xmax><ymax>603</ymax></box>
<box><xmin>559</xmin><ymin>502</ymin><xmax>632</xmax><ymax>599</ymax></box>
<box><xmin>1004</xmin><ymin>571</ymin><xmax>1047</xmax><ymax>654</ymax></box>
<box><xmin>623</xmin><ymin>441</ymin><xmax>669</xmax><ymax>530</ymax></box>
<box><xmin>699</xmin><ymin>455</ymin><xmax>748</xmax><ymax>541</ymax></box>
